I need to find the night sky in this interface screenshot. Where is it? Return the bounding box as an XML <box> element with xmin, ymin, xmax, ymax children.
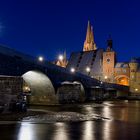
<box><xmin>0</xmin><ymin>0</ymin><xmax>140</xmax><ymax>62</ymax></box>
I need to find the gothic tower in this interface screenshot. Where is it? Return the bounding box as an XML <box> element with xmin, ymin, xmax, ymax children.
<box><xmin>83</xmin><ymin>21</ymin><xmax>97</xmax><ymax>51</ymax></box>
<box><xmin>103</xmin><ymin>37</ymin><xmax>116</xmax><ymax>82</ymax></box>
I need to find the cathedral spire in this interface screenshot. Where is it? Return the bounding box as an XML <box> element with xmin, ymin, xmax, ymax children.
<box><xmin>83</xmin><ymin>21</ymin><xmax>97</xmax><ymax>51</ymax></box>
<box><xmin>90</xmin><ymin>26</ymin><xmax>94</xmax><ymax>42</ymax></box>
<box><xmin>90</xmin><ymin>26</ymin><xmax>97</xmax><ymax>50</ymax></box>
<box><xmin>86</xmin><ymin>20</ymin><xmax>91</xmax><ymax>43</ymax></box>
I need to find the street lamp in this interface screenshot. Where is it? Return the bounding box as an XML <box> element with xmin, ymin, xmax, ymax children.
<box><xmin>70</xmin><ymin>67</ymin><xmax>75</xmax><ymax>73</ymax></box>
<box><xmin>38</xmin><ymin>56</ymin><xmax>44</xmax><ymax>62</ymax></box>
<box><xmin>104</xmin><ymin>76</ymin><xmax>108</xmax><ymax>82</ymax></box>
<box><xmin>58</xmin><ymin>55</ymin><xmax>63</xmax><ymax>61</ymax></box>
<box><xmin>86</xmin><ymin>67</ymin><xmax>90</xmax><ymax>72</ymax></box>
<box><xmin>104</xmin><ymin>76</ymin><xmax>108</xmax><ymax>80</ymax></box>
<box><xmin>135</xmin><ymin>88</ymin><xmax>138</xmax><ymax>92</ymax></box>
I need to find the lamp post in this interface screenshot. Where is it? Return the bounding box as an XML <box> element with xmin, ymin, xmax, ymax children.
<box><xmin>104</xmin><ymin>76</ymin><xmax>108</xmax><ymax>82</ymax></box>
<box><xmin>86</xmin><ymin>67</ymin><xmax>90</xmax><ymax>76</ymax></box>
<box><xmin>135</xmin><ymin>88</ymin><xmax>138</xmax><ymax>92</ymax></box>
<box><xmin>58</xmin><ymin>55</ymin><xmax>64</xmax><ymax>61</ymax></box>
<box><xmin>38</xmin><ymin>56</ymin><xmax>44</xmax><ymax>62</ymax></box>
<box><xmin>86</xmin><ymin>67</ymin><xmax>90</xmax><ymax>73</ymax></box>
<box><xmin>70</xmin><ymin>67</ymin><xmax>75</xmax><ymax>73</ymax></box>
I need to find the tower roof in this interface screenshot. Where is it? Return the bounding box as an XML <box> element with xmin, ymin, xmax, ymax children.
<box><xmin>83</xmin><ymin>21</ymin><xmax>97</xmax><ymax>51</ymax></box>
<box><xmin>106</xmin><ymin>35</ymin><xmax>113</xmax><ymax>51</ymax></box>
<box><xmin>86</xmin><ymin>20</ymin><xmax>91</xmax><ymax>43</ymax></box>
<box><xmin>90</xmin><ymin>26</ymin><xmax>94</xmax><ymax>43</ymax></box>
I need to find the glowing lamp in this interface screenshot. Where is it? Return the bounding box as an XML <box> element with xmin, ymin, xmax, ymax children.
<box><xmin>58</xmin><ymin>55</ymin><xmax>63</xmax><ymax>61</ymax></box>
<box><xmin>86</xmin><ymin>67</ymin><xmax>90</xmax><ymax>72</ymax></box>
<box><xmin>70</xmin><ymin>68</ymin><xmax>75</xmax><ymax>73</ymax></box>
<box><xmin>38</xmin><ymin>56</ymin><xmax>44</xmax><ymax>62</ymax></box>
<box><xmin>135</xmin><ymin>88</ymin><xmax>138</xmax><ymax>91</ymax></box>
<box><xmin>104</xmin><ymin>76</ymin><xmax>108</xmax><ymax>79</ymax></box>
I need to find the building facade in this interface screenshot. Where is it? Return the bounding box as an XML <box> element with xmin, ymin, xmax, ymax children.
<box><xmin>67</xmin><ymin>21</ymin><xmax>140</xmax><ymax>94</ymax></box>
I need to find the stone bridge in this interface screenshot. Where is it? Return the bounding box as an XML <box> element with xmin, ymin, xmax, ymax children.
<box><xmin>0</xmin><ymin>45</ymin><xmax>129</xmax><ymax>104</ymax></box>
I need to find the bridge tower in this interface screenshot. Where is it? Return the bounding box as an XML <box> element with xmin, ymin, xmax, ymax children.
<box><xmin>103</xmin><ymin>37</ymin><xmax>116</xmax><ymax>83</ymax></box>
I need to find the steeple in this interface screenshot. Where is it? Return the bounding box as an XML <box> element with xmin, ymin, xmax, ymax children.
<box><xmin>90</xmin><ymin>26</ymin><xmax>94</xmax><ymax>42</ymax></box>
<box><xmin>90</xmin><ymin>26</ymin><xmax>97</xmax><ymax>50</ymax></box>
<box><xmin>86</xmin><ymin>20</ymin><xmax>91</xmax><ymax>43</ymax></box>
<box><xmin>106</xmin><ymin>35</ymin><xmax>113</xmax><ymax>51</ymax></box>
<box><xmin>83</xmin><ymin>21</ymin><xmax>97</xmax><ymax>51</ymax></box>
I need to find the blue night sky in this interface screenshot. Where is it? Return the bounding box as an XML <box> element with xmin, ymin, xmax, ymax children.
<box><xmin>0</xmin><ymin>0</ymin><xmax>140</xmax><ymax>62</ymax></box>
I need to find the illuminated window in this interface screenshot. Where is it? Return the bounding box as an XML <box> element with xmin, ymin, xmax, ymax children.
<box><xmin>131</xmin><ymin>75</ymin><xmax>134</xmax><ymax>79</ymax></box>
<box><xmin>123</xmin><ymin>69</ymin><xmax>126</xmax><ymax>73</ymax></box>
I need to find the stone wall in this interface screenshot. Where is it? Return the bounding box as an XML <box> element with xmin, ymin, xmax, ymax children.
<box><xmin>57</xmin><ymin>82</ymin><xmax>85</xmax><ymax>103</ymax></box>
<box><xmin>0</xmin><ymin>76</ymin><xmax>23</xmax><ymax>95</ymax></box>
<box><xmin>0</xmin><ymin>76</ymin><xmax>23</xmax><ymax>111</ymax></box>
<box><xmin>87</xmin><ymin>87</ymin><xmax>104</xmax><ymax>100</ymax></box>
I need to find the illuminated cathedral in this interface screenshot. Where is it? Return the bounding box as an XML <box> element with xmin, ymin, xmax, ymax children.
<box><xmin>56</xmin><ymin>21</ymin><xmax>140</xmax><ymax>95</ymax></box>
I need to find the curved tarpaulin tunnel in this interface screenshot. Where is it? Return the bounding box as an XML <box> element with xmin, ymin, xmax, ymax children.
<box><xmin>22</xmin><ymin>70</ymin><xmax>58</xmax><ymax>105</ymax></box>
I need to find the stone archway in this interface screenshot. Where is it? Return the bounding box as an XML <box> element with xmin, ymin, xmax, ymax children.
<box><xmin>22</xmin><ymin>70</ymin><xmax>57</xmax><ymax>105</ymax></box>
<box><xmin>115</xmin><ymin>75</ymin><xmax>129</xmax><ymax>86</ymax></box>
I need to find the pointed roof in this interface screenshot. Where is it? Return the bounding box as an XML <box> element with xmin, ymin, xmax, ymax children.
<box><xmin>86</xmin><ymin>20</ymin><xmax>91</xmax><ymax>43</ymax></box>
<box><xmin>90</xmin><ymin>26</ymin><xmax>94</xmax><ymax>43</ymax></box>
<box><xmin>83</xmin><ymin>21</ymin><xmax>97</xmax><ymax>51</ymax></box>
<box><xmin>106</xmin><ymin>35</ymin><xmax>113</xmax><ymax>51</ymax></box>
